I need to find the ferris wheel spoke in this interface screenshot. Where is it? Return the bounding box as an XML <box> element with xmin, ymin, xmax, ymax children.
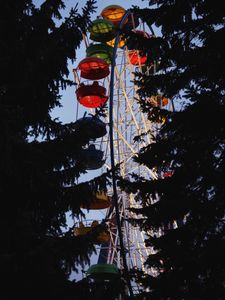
<box><xmin>114</xmin><ymin>66</ymin><xmax>141</xmax><ymax>132</ymax></box>
<box><xmin>124</xmin><ymin>228</ymin><xmax>149</xmax><ymax>271</ymax></box>
<box><xmin>113</xmin><ymin>125</ymin><xmax>137</xmax><ymax>155</ymax></box>
<box><xmin>73</xmin><ymin>7</ymin><xmax>163</xmax><ymax>289</ymax></box>
<box><xmin>127</xmin><ymin>53</ymin><xmax>155</xmax><ymax>145</ymax></box>
<box><xmin>110</xmin><ymin>129</ymin><xmax>158</xmax><ymax>179</ymax></box>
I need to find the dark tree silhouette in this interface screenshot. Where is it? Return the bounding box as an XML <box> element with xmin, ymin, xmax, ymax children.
<box><xmin>120</xmin><ymin>1</ymin><xmax>225</xmax><ymax>299</ymax></box>
<box><xmin>0</xmin><ymin>1</ymin><xmax>116</xmax><ymax>299</ymax></box>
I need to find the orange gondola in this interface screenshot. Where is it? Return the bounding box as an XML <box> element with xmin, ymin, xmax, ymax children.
<box><xmin>76</xmin><ymin>81</ymin><xmax>108</xmax><ymax>108</ymax></box>
<box><xmin>77</xmin><ymin>57</ymin><xmax>110</xmax><ymax>80</ymax></box>
<box><xmin>101</xmin><ymin>5</ymin><xmax>127</xmax><ymax>27</ymax></box>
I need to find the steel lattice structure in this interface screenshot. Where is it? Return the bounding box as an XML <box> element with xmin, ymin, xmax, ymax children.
<box><xmin>73</xmin><ymin>8</ymin><xmax>173</xmax><ymax>295</ymax></box>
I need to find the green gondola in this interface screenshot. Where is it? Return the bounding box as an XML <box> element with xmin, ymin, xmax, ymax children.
<box><xmin>87</xmin><ymin>264</ymin><xmax>120</xmax><ymax>280</ymax></box>
<box><xmin>89</xmin><ymin>19</ymin><xmax>116</xmax><ymax>42</ymax></box>
<box><xmin>86</xmin><ymin>43</ymin><xmax>114</xmax><ymax>64</ymax></box>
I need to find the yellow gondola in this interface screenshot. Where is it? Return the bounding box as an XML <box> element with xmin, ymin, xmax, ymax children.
<box><xmin>106</xmin><ymin>35</ymin><xmax>126</xmax><ymax>49</ymax></box>
<box><xmin>73</xmin><ymin>221</ymin><xmax>110</xmax><ymax>244</ymax></box>
<box><xmin>81</xmin><ymin>192</ymin><xmax>112</xmax><ymax>210</ymax></box>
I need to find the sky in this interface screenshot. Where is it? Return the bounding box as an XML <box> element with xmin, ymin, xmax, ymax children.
<box><xmin>43</xmin><ymin>0</ymin><xmax>155</xmax><ymax>180</ymax></box>
<box><xmin>32</xmin><ymin>0</ymin><xmax>155</xmax><ymax>180</ymax></box>
<box><xmin>34</xmin><ymin>0</ymin><xmax>154</xmax><ymax>279</ymax></box>
<box><xmin>42</xmin><ymin>0</ymin><xmax>154</xmax><ymax>216</ymax></box>
<box><xmin>32</xmin><ymin>0</ymin><xmax>157</xmax><ymax>206</ymax></box>
<box><xmin>32</xmin><ymin>0</ymin><xmax>154</xmax><ymax>190</ymax></box>
<box><xmin>33</xmin><ymin>0</ymin><xmax>153</xmax><ymax>125</ymax></box>
<box><xmin>57</xmin><ymin>0</ymin><xmax>153</xmax><ymax>278</ymax></box>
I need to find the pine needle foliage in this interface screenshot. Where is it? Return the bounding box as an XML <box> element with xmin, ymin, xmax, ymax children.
<box><xmin>0</xmin><ymin>1</ymin><xmax>117</xmax><ymax>299</ymax></box>
<box><xmin>121</xmin><ymin>1</ymin><xmax>225</xmax><ymax>299</ymax></box>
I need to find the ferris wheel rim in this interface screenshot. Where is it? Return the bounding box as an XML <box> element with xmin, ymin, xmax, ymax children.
<box><xmin>72</xmin><ymin>7</ymin><xmax>163</xmax><ymax>294</ymax></box>
<box><xmin>104</xmin><ymin>11</ymin><xmax>162</xmax><ymax>296</ymax></box>
<box><xmin>108</xmin><ymin>9</ymin><xmax>137</xmax><ymax>298</ymax></box>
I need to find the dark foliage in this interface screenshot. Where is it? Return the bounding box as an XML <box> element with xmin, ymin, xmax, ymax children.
<box><xmin>121</xmin><ymin>1</ymin><xmax>225</xmax><ymax>299</ymax></box>
<box><xmin>0</xmin><ymin>1</ymin><xmax>118</xmax><ymax>299</ymax></box>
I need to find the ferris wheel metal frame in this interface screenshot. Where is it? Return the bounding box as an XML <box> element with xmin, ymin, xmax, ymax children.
<box><xmin>72</xmin><ymin>7</ymin><xmax>174</xmax><ymax>296</ymax></box>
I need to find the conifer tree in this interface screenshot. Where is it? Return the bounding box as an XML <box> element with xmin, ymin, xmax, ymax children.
<box><xmin>0</xmin><ymin>1</ymin><xmax>112</xmax><ymax>299</ymax></box>
<box><xmin>121</xmin><ymin>1</ymin><xmax>225</xmax><ymax>299</ymax></box>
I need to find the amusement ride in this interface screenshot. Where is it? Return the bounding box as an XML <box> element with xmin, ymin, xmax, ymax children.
<box><xmin>72</xmin><ymin>4</ymin><xmax>173</xmax><ymax>297</ymax></box>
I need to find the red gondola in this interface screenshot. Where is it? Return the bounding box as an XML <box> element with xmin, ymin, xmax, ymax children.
<box><xmin>128</xmin><ymin>30</ymin><xmax>151</xmax><ymax>66</ymax></box>
<box><xmin>77</xmin><ymin>57</ymin><xmax>110</xmax><ymax>80</ymax></box>
<box><xmin>128</xmin><ymin>50</ymin><xmax>147</xmax><ymax>65</ymax></box>
<box><xmin>76</xmin><ymin>81</ymin><xmax>108</xmax><ymax>108</ymax></box>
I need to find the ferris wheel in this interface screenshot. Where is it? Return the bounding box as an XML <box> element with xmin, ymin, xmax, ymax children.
<box><xmin>72</xmin><ymin>4</ymin><xmax>173</xmax><ymax>296</ymax></box>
